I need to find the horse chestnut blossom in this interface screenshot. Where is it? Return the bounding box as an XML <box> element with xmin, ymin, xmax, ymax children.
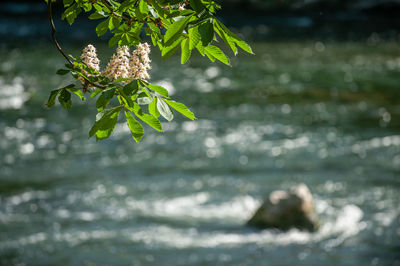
<box><xmin>103</xmin><ymin>45</ymin><xmax>131</xmax><ymax>80</ymax></box>
<box><xmin>81</xmin><ymin>44</ymin><xmax>100</xmax><ymax>72</ymax></box>
<box><xmin>79</xmin><ymin>44</ymin><xmax>100</xmax><ymax>86</ymax></box>
<box><xmin>79</xmin><ymin>43</ymin><xmax>152</xmax><ymax>82</ymax></box>
<box><xmin>129</xmin><ymin>42</ymin><xmax>151</xmax><ymax>80</ymax></box>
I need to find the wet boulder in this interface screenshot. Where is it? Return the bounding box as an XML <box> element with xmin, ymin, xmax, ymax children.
<box><xmin>247</xmin><ymin>184</ymin><xmax>318</xmax><ymax>231</ymax></box>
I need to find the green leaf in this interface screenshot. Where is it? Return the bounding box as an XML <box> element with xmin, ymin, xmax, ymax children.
<box><xmin>164</xmin><ymin>99</ymin><xmax>196</xmax><ymax>120</ymax></box>
<box><xmin>90</xmin><ymin>88</ymin><xmax>102</xmax><ymax>98</ymax></box>
<box><xmin>145</xmin><ymin>82</ymin><xmax>169</xmax><ymax>98</ymax></box>
<box><xmin>123</xmin><ymin>80</ymin><xmax>139</xmax><ymax>96</ymax></box>
<box><xmin>88</xmin><ymin>11</ymin><xmax>107</xmax><ymax>20</ymax></box>
<box><xmin>166</xmin><ymin>10</ymin><xmax>180</xmax><ymax>19</ymax></box>
<box><xmin>189</xmin><ymin>0</ymin><xmax>206</xmax><ymax>13</ymax></box>
<box><xmin>139</xmin><ymin>0</ymin><xmax>149</xmax><ymax>14</ymax></box>
<box><xmin>233</xmin><ymin>37</ymin><xmax>254</xmax><ymax>54</ymax></box>
<box><xmin>161</xmin><ymin>36</ymin><xmax>184</xmax><ymax>59</ymax></box>
<box><xmin>215</xmin><ymin>20</ymin><xmax>253</xmax><ymax>54</ymax></box>
<box><xmin>196</xmin><ymin>42</ymin><xmax>205</xmax><ymax>56</ymax></box>
<box><xmin>181</xmin><ymin>38</ymin><xmax>191</xmax><ymax>64</ymax></box>
<box><xmin>157</xmin><ymin>98</ymin><xmax>174</xmax><ymax>121</ymax></box>
<box><xmin>125</xmin><ymin>110</ymin><xmax>144</xmax><ymax>142</ymax></box>
<box><xmin>149</xmin><ymin>0</ymin><xmax>167</xmax><ymax>18</ymax></box>
<box><xmin>58</xmin><ymin>89</ymin><xmax>72</xmax><ymax>109</ymax></box>
<box><xmin>149</xmin><ymin>97</ymin><xmax>160</xmax><ymax>118</ymax></box>
<box><xmin>166</xmin><ymin>9</ymin><xmax>194</xmax><ymax>19</ymax></box>
<box><xmin>117</xmin><ymin>90</ymin><xmax>134</xmax><ymax>108</ymax></box>
<box><xmin>204</xmin><ymin>49</ymin><xmax>215</xmax><ymax>62</ymax></box>
<box><xmin>96</xmin><ymin>18</ymin><xmax>110</xmax><ymax>37</ymax></box>
<box><xmin>82</xmin><ymin>3</ymin><xmax>93</xmax><ymax>12</ymax></box>
<box><xmin>63</xmin><ymin>0</ymin><xmax>74</xmax><ymax>7</ymax></box>
<box><xmin>131</xmin><ymin>103</ymin><xmax>163</xmax><ymax>132</ymax></box>
<box><xmin>198</xmin><ymin>21</ymin><xmax>214</xmax><ymax>46</ymax></box>
<box><xmin>89</xmin><ymin>106</ymin><xmax>122</xmax><ymax>140</ymax></box>
<box><xmin>46</xmin><ymin>89</ymin><xmax>61</xmax><ymax>108</ymax></box>
<box><xmin>109</xmin><ymin>16</ymin><xmax>121</xmax><ymax>30</ymax></box>
<box><xmin>214</xmin><ymin>22</ymin><xmax>237</xmax><ymax>55</ymax></box>
<box><xmin>146</xmin><ymin>27</ymin><xmax>155</xmax><ymax>41</ymax></box>
<box><xmin>93</xmin><ymin>3</ymin><xmax>105</xmax><ymax>13</ymax></box>
<box><xmin>113</xmin><ymin>23</ymin><xmax>128</xmax><ymax>34</ymax></box>
<box><xmin>114</xmin><ymin>77</ymin><xmax>133</xmax><ymax>83</ymax></box>
<box><xmin>63</xmin><ymin>4</ymin><xmax>81</xmax><ymax>25</ymax></box>
<box><xmin>204</xmin><ymin>45</ymin><xmax>230</xmax><ymax>65</ymax></box>
<box><xmin>96</xmin><ymin>88</ymin><xmax>115</xmax><ymax>111</ymax></box>
<box><xmin>108</xmin><ymin>33</ymin><xmax>122</xmax><ymax>48</ymax></box>
<box><xmin>141</xmin><ymin>86</ymin><xmax>154</xmax><ymax>99</ymax></box>
<box><xmin>67</xmin><ymin>87</ymin><xmax>85</xmax><ymax>101</ymax></box>
<box><xmin>188</xmin><ymin>26</ymin><xmax>201</xmax><ymax>50</ymax></box>
<box><xmin>204</xmin><ymin>1</ymin><xmax>221</xmax><ymax>12</ymax></box>
<box><xmin>148</xmin><ymin>22</ymin><xmax>161</xmax><ymax>35</ymax></box>
<box><xmin>56</xmin><ymin>69</ymin><xmax>70</xmax><ymax>75</ymax></box>
<box><xmin>137</xmin><ymin>92</ymin><xmax>152</xmax><ymax>105</ymax></box>
<box><xmin>164</xmin><ymin>15</ymin><xmax>193</xmax><ymax>45</ymax></box>
<box><xmin>118</xmin><ymin>0</ymin><xmax>133</xmax><ymax>12</ymax></box>
<box><xmin>119</xmin><ymin>33</ymin><xmax>131</xmax><ymax>46</ymax></box>
<box><xmin>65</xmin><ymin>63</ymin><xmax>74</xmax><ymax>69</ymax></box>
<box><xmin>179</xmin><ymin>10</ymin><xmax>196</xmax><ymax>16</ymax></box>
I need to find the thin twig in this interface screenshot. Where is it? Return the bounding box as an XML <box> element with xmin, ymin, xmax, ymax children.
<box><xmin>48</xmin><ymin>0</ymin><xmax>106</xmax><ymax>91</ymax></box>
<box><xmin>100</xmin><ymin>0</ymin><xmax>130</xmax><ymax>21</ymax></box>
<box><xmin>47</xmin><ymin>0</ymin><xmax>73</xmax><ymax>66</ymax></box>
<box><xmin>78</xmin><ymin>72</ymin><xmax>106</xmax><ymax>90</ymax></box>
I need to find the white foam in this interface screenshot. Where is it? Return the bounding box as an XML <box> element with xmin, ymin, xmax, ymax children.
<box><xmin>124</xmin><ymin>193</ymin><xmax>259</xmax><ymax>223</ymax></box>
<box><xmin>319</xmin><ymin>204</ymin><xmax>365</xmax><ymax>249</ymax></box>
<box><xmin>0</xmin><ymin>193</ymin><xmax>367</xmax><ymax>250</ymax></box>
<box><xmin>122</xmin><ymin>199</ymin><xmax>366</xmax><ymax>248</ymax></box>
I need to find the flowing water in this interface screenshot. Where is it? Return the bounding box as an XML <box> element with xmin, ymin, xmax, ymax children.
<box><xmin>0</xmin><ymin>19</ymin><xmax>400</xmax><ymax>265</ymax></box>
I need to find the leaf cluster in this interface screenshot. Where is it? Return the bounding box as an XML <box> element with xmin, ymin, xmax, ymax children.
<box><xmin>61</xmin><ymin>0</ymin><xmax>253</xmax><ymax>65</ymax></box>
<box><xmin>48</xmin><ymin>0</ymin><xmax>253</xmax><ymax>142</ymax></box>
<box><xmin>48</xmin><ymin>59</ymin><xmax>195</xmax><ymax>142</ymax></box>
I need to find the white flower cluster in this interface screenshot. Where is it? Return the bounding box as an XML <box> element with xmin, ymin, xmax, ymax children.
<box><xmin>79</xmin><ymin>44</ymin><xmax>100</xmax><ymax>86</ymax></box>
<box><xmin>81</xmin><ymin>44</ymin><xmax>100</xmax><ymax>72</ymax></box>
<box><xmin>78</xmin><ymin>43</ymin><xmax>152</xmax><ymax>85</ymax></box>
<box><xmin>129</xmin><ymin>43</ymin><xmax>151</xmax><ymax>80</ymax></box>
<box><xmin>103</xmin><ymin>45</ymin><xmax>131</xmax><ymax>80</ymax></box>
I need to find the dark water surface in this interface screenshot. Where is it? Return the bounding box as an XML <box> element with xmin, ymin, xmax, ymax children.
<box><xmin>0</xmin><ymin>36</ymin><xmax>400</xmax><ymax>265</ymax></box>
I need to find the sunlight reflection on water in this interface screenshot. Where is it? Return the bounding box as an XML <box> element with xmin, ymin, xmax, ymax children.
<box><xmin>0</xmin><ymin>40</ymin><xmax>399</xmax><ymax>265</ymax></box>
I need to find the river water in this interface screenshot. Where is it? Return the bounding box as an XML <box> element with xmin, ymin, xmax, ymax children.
<box><xmin>0</xmin><ymin>11</ymin><xmax>400</xmax><ymax>266</ymax></box>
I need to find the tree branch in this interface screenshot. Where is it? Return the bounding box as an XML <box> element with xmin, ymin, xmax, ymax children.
<box><xmin>48</xmin><ymin>1</ymin><xmax>107</xmax><ymax>91</ymax></box>
<box><xmin>47</xmin><ymin>0</ymin><xmax>73</xmax><ymax>66</ymax></box>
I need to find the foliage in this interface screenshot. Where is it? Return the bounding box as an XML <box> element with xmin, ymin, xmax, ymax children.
<box><xmin>47</xmin><ymin>0</ymin><xmax>253</xmax><ymax>142</ymax></box>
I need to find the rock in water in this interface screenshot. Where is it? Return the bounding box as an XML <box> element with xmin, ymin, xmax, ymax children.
<box><xmin>247</xmin><ymin>184</ymin><xmax>318</xmax><ymax>231</ymax></box>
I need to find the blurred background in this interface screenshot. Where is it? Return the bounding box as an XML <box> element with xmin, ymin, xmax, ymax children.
<box><xmin>1</xmin><ymin>0</ymin><xmax>400</xmax><ymax>265</ymax></box>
